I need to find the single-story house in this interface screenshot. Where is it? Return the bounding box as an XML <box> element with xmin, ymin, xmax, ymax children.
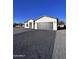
<box><xmin>24</xmin><ymin>16</ymin><xmax>58</xmax><ymax>31</ymax></box>
<box><xmin>13</xmin><ymin>23</ymin><xmax>24</xmax><ymax>28</ymax></box>
<box><xmin>24</xmin><ymin>19</ymin><xmax>34</xmax><ymax>29</ymax></box>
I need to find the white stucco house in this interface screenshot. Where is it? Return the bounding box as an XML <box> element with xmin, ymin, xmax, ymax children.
<box><xmin>24</xmin><ymin>16</ymin><xmax>58</xmax><ymax>31</ymax></box>
<box><xmin>24</xmin><ymin>19</ymin><xmax>34</xmax><ymax>29</ymax></box>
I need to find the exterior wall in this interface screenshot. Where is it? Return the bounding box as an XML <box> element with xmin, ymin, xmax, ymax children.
<box><xmin>28</xmin><ymin>22</ymin><xmax>34</xmax><ymax>29</ymax></box>
<box><xmin>24</xmin><ymin>19</ymin><xmax>34</xmax><ymax>29</ymax></box>
<box><xmin>35</xmin><ymin>22</ymin><xmax>37</xmax><ymax>29</ymax></box>
<box><xmin>28</xmin><ymin>20</ymin><xmax>34</xmax><ymax>29</ymax></box>
<box><xmin>24</xmin><ymin>23</ymin><xmax>29</xmax><ymax>28</ymax></box>
<box><xmin>53</xmin><ymin>22</ymin><xmax>57</xmax><ymax>31</ymax></box>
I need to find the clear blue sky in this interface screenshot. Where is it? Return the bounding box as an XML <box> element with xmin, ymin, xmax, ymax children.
<box><xmin>13</xmin><ymin>0</ymin><xmax>66</xmax><ymax>23</ymax></box>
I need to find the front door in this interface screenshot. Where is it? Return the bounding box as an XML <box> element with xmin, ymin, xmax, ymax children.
<box><xmin>29</xmin><ymin>22</ymin><xmax>32</xmax><ymax>29</ymax></box>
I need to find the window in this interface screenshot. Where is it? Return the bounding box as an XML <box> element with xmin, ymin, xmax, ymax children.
<box><xmin>26</xmin><ymin>24</ymin><xmax>28</xmax><ymax>27</ymax></box>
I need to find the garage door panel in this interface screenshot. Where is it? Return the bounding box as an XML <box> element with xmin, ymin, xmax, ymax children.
<box><xmin>37</xmin><ymin>22</ymin><xmax>53</xmax><ymax>30</ymax></box>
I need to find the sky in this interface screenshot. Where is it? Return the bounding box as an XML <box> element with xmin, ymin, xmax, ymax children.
<box><xmin>13</xmin><ymin>0</ymin><xmax>66</xmax><ymax>23</ymax></box>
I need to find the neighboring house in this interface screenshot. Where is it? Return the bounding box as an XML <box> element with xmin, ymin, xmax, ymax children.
<box><xmin>13</xmin><ymin>23</ymin><xmax>24</xmax><ymax>28</ymax></box>
<box><xmin>24</xmin><ymin>16</ymin><xmax>58</xmax><ymax>31</ymax></box>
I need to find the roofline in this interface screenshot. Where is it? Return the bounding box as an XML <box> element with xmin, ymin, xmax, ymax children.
<box><xmin>24</xmin><ymin>18</ymin><xmax>34</xmax><ymax>23</ymax></box>
<box><xmin>24</xmin><ymin>15</ymin><xmax>59</xmax><ymax>23</ymax></box>
<box><xmin>35</xmin><ymin>15</ymin><xmax>58</xmax><ymax>20</ymax></box>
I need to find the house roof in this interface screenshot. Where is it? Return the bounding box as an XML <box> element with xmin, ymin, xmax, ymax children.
<box><xmin>24</xmin><ymin>16</ymin><xmax>58</xmax><ymax>23</ymax></box>
<box><xmin>24</xmin><ymin>19</ymin><xmax>34</xmax><ymax>23</ymax></box>
<box><xmin>28</xmin><ymin>19</ymin><xmax>34</xmax><ymax>22</ymax></box>
<box><xmin>35</xmin><ymin>16</ymin><xmax>58</xmax><ymax>22</ymax></box>
<box><xmin>35</xmin><ymin>16</ymin><xmax>58</xmax><ymax>20</ymax></box>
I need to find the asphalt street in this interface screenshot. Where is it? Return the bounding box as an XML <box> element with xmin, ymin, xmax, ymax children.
<box><xmin>13</xmin><ymin>29</ymin><xmax>56</xmax><ymax>59</ymax></box>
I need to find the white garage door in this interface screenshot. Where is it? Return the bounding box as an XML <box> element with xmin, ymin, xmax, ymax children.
<box><xmin>37</xmin><ymin>22</ymin><xmax>53</xmax><ymax>30</ymax></box>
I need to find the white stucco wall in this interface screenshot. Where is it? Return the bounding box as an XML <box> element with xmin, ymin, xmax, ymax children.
<box><xmin>53</xmin><ymin>22</ymin><xmax>57</xmax><ymax>31</ymax></box>
<box><xmin>35</xmin><ymin>22</ymin><xmax>37</xmax><ymax>29</ymax></box>
<box><xmin>28</xmin><ymin>19</ymin><xmax>34</xmax><ymax>29</ymax></box>
<box><xmin>35</xmin><ymin>16</ymin><xmax>57</xmax><ymax>31</ymax></box>
<box><xmin>24</xmin><ymin>22</ymin><xmax>29</xmax><ymax>28</ymax></box>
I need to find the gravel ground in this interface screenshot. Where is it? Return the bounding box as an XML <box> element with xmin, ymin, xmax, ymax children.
<box><xmin>13</xmin><ymin>29</ymin><xmax>56</xmax><ymax>59</ymax></box>
<box><xmin>52</xmin><ymin>30</ymin><xmax>66</xmax><ymax>59</ymax></box>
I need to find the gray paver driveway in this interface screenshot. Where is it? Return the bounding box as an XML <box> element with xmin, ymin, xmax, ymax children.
<box><xmin>13</xmin><ymin>30</ymin><xmax>56</xmax><ymax>59</ymax></box>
